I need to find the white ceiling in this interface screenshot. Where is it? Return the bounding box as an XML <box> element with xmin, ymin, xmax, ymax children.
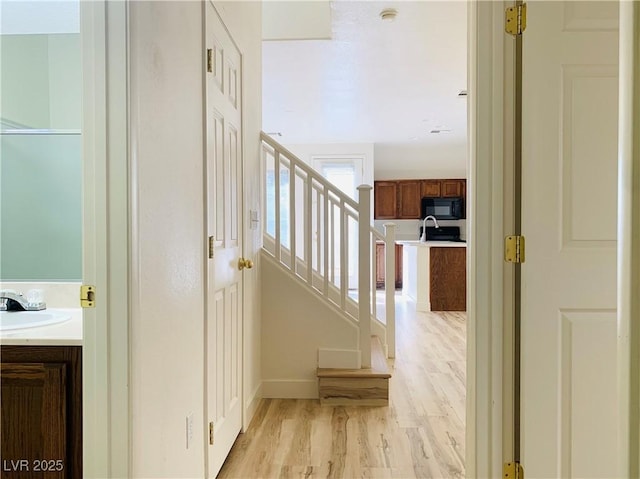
<box><xmin>262</xmin><ymin>0</ymin><xmax>468</xmax><ymax>174</ymax></box>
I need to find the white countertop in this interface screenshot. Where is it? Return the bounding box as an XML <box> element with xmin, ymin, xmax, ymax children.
<box><xmin>0</xmin><ymin>308</ymin><xmax>83</xmax><ymax>346</ymax></box>
<box><xmin>399</xmin><ymin>240</ymin><xmax>467</xmax><ymax>247</ymax></box>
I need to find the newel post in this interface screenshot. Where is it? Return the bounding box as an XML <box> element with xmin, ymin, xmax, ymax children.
<box><xmin>358</xmin><ymin>184</ymin><xmax>372</xmax><ymax>368</ymax></box>
<box><xmin>384</xmin><ymin>222</ymin><xmax>397</xmax><ymax>359</ymax></box>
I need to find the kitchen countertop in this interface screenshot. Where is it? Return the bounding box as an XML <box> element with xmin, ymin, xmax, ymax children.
<box><xmin>0</xmin><ymin>308</ymin><xmax>83</xmax><ymax>346</ymax></box>
<box><xmin>399</xmin><ymin>240</ymin><xmax>467</xmax><ymax>247</ymax></box>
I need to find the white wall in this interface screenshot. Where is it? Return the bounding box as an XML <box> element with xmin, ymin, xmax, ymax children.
<box><xmin>214</xmin><ymin>0</ymin><xmax>263</xmax><ymax>429</ymax></box>
<box><xmin>374</xmin><ymin>142</ymin><xmax>467</xmax><ymax>180</ymax></box>
<box><xmin>261</xmin><ymin>252</ymin><xmax>359</xmax><ymax>398</ymax></box>
<box><xmin>128</xmin><ymin>2</ymin><xmax>263</xmax><ymax>476</ymax></box>
<box><xmin>128</xmin><ymin>2</ymin><xmax>206</xmax><ymax>477</ymax></box>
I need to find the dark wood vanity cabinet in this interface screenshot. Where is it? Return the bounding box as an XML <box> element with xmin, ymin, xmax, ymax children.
<box><xmin>1</xmin><ymin>346</ymin><xmax>82</xmax><ymax>478</ymax></box>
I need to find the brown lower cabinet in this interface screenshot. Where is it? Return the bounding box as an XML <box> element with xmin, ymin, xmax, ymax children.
<box><xmin>430</xmin><ymin>247</ymin><xmax>466</xmax><ymax>311</ymax></box>
<box><xmin>1</xmin><ymin>346</ymin><xmax>82</xmax><ymax>479</ymax></box>
<box><xmin>375</xmin><ymin>243</ymin><xmax>403</xmax><ymax>289</ymax></box>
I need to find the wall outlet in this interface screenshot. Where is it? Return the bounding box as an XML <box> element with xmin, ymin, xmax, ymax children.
<box><xmin>186</xmin><ymin>413</ymin><xmax>194</xmax><ymax>449</ymax></box>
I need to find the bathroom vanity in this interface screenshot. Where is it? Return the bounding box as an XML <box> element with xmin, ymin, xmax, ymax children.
<box><xmin>1</xmin><ymin>310</ymin><xmax>82</xmax><ymax>478</ymax></box>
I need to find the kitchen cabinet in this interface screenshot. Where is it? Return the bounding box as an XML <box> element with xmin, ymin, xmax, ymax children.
<box><xmin>374</xmin><ymin>178</ymin><xmax>466</xmax><ymax>219</ymax></box>
<box><xmin>373</xmin><ymin>181</ymin><xmax>397</xmax><ymax>219</ymax></box>
<box><xmin>441</xmin><ymin>179</ymin><xmax>465</xmax><ymax>198</ymax></box>
<box><xmin>1</xmin><ymin>346</ymin><xmax>82</xmax><ymax>478</ymax></box>
<box><xmin>430</xmin><ymin>246</ymin><xmax>466</xmax><ymax>311</ymax></box>
<box><xmin>421</xmin><ymin>180</ymin><xmax>441</xmax><ymax>198</ymax></box>
<box><xmin>396</xmin><ymin>181</ymin><xmax>421</xmax><ymax>219</ymax></box>
<box><xmin>375</xmin><ymin>243</ymin><xmax>403</xmax><ymax>289</ymax></box>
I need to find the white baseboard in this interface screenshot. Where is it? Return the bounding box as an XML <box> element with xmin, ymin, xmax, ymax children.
<box><xmin>243</xmin><ymin>383</ymin><xmax>262</xmax><ymax>431</ymax></box>
<box><xmin>262</xmin><ymin>380</ymin><xmax>318</xmax><ymax>399</ymax></box>
<box><xmin>318</xmin><ymin>348</ymin><xmax>361</xmax><ymax>369</ymax></box>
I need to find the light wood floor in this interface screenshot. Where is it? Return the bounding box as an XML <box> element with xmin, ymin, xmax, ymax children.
<box><xmin>218</xmin><ymin>296</ymin><xmax>466</xmax><ymax>479</ymax></box>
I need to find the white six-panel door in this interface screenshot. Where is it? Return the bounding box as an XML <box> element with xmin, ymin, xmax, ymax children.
<box><xmin>521</xmin><ymin>2</ymin><xmax>619</xmax><ymax>477</ymax></box>
<box><xmin>205</xmin><ymin>3</ymin><xmax>243</xmax><ymax>477</ymax></box>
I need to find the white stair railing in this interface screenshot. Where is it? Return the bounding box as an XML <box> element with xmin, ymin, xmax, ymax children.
<box><xmin>261</xmin><ymin>132</ymin><xmax>396</xmax><ymax>364</ymax></box>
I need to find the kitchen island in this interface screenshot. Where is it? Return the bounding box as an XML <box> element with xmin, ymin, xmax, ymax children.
<box><xmin>400</xmin><ymin>241</ymin><xmax>466</xmax><ymax>312</ymax></box>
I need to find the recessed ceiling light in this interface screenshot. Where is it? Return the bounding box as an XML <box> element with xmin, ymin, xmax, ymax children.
<box><xmin>458</xmin><ymin>90</ymin><xmax>468</xmax><ymax>97</ymax></box>
<box><xmin>430</xmin><ymin>129</ymin><xmax>452</xmax><ymax>134</ymax></box>
<box><xmin>380</xmin><ymin>8</ymin><xmax>398</xmax><ymax>22</ymax></box>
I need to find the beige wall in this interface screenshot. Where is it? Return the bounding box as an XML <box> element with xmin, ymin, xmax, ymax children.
<box><xmin>128</xmin><ymin>1</ymin><xmax>262</xmax><ymax>476</ymax></box>
<box><xmin>129</xmin><ymin>1</ymin><xmax>206</xmax><ymax>476</ymax></box>
<box><xmin>261</xmin><ymin>253</ymin><xmax>359</xmax><ymax>398</ymax></box>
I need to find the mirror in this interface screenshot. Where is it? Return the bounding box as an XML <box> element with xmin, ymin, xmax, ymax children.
<box><xmin>0</xmin><ymin>2</ymin><xmax>81</xmax><ymax>281</ymax></box>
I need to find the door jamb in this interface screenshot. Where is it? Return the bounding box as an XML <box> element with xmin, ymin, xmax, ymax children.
<box><xmin>81</xmin><ymin>1</ymin><xmax>130</xmax><ymax>477</ymax></box>
<box><xmin>617</xmin><ymin>2</ymin><xmax>640</xmax><ymax>476</ymax></box>
<box><xmin>467</xmin><ymin>1</ymin><xmax>515</xmax><ymax>475</ymax></box>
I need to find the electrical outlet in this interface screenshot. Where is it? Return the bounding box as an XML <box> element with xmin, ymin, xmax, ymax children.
<box><xmin>186</xmin><ymin>413</ymin><xmax>194</xmax><ymax>449</ymax></box>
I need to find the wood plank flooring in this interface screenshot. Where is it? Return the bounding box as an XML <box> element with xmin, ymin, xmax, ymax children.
<box><xmin>218</xmin><ymin>296</ymin><xmax>466</xmax><ymax>478</ymax></box>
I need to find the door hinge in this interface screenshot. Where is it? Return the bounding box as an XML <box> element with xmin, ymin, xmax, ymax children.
<box><xmin>505</xmin><ymin>3</ymin><xmax>527</xmax><ymax>36</ymax></box>
<box><xmin>207</xmin><ymin>48</ymin><xmax>213</xmax><ymax>73</ymax></box>
<box><xmin>504</xmin><ymin>461</ymin><xmax>524</xmax><ymax>479</ymax></box>
<box><xmin>209</xmin><ymin>421</ymin><xmax>214</xmax><ymax>445</ymax></box>
<box><xmin>208</xmin><ymin>236</ymin><xmax>215</xmax><ymax>259</ymax></box>
<box><xmin>80</xmin><ymin>285</ymin><xmax>96</xmax><ymax>308</ymax></box>
<box><xmin>505</xmin><ymin>235</ymin><xmax>526</xmax><ymax>263</ymax></box>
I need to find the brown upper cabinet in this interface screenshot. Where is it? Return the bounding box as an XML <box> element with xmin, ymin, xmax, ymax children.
<box><xmin>421</xmin><ymin>180</ymin><xmax>441</xmax><ymax>198</ymax></box>
<box><xmin>373</xmin><ymin>181</ymin><xmax>397</xmax><ymax>219</ymax></box>
<box><xmin>374</xmin><ymin>178</ymin><xmax>466</xmax><ymax>219</ymax></box>
<box><xmin>397</xmin><ymin>181</ymin><xmax>421</xmax><ymax>219</ymax></box>
<box><xmin>441</xmin><ymin>179</ymin><xmax>464</xmax><ymax>197</ymax></box>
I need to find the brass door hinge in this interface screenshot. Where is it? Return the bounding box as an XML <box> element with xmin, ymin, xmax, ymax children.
<box><xmin>208</xmin><ymin>236</ymin><xmax>215</xmax><ymax>259</ymax></box>
<box><xmin>505</xmin><ymin>3</ymin><xmax>527</xmax><ymax>36</ymax></box>
<box><xmin>504</xmin><ymin>461</ymin><xmax>524</xmax><ymax>479</ymax></box>
<box><xmin>209</xmin><ymin>421</ymin><xmax>214</xmax><ymax>445</ymax></box>
<box><xmin>505</xmin><ymin>235</ymin><xmax>526</xmax><ymax>263</ymax></box>
<box><xmin>207</xmin><ymin>49</ymin><xmax>213</xmax><ymax>73</ymax></box>
<box><xmin>80</xmin><ymin>285</ymin><xmax>96</xmax><ymax>308</ymax></box>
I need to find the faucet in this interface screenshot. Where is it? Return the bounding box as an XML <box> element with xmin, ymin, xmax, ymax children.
<box><xmin>420</xmin><ymin>215</ymin><xmax>440</xmax><ymax>242</ymax></box>
<box><xmin>0</xmin><ymin>290</ymin><xmax>46</xmax><ymax>312</ymax></box>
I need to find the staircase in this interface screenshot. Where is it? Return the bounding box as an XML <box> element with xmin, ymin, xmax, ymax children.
<box><xmin>260</xmin><ymin>133</ymin><xmax>396</xmax><ymax>403</ymax></box>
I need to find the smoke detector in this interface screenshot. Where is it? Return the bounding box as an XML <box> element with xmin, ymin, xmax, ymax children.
<box><xmin>380</xmin><ymin>8</ymin><xmax>398</xmax><ymax>22</ymax></box>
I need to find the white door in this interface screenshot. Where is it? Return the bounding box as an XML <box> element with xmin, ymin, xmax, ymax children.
<box><xmin>521</xmin><ymin>1</ymin><xmax>619</xmax><ymax>477</ymax></box>
<box><xmin>205</xmin><ymin>3</ymin><xmax>243</xmax><ymax>477</ymax></box>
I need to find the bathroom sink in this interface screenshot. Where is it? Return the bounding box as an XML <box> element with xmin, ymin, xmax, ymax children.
<box><xmin>0</xmin><ymin>310</ymin><xmax>72</xmax><ymax>331</ymax></box>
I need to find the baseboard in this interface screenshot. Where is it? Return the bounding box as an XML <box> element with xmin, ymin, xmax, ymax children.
<box><xmin>261</xmin><ymin>379</ymin><xmax>318</xmax><ymax>399</ymax></box>
<box><xmin>318</xmin><ymin>348</ymin><xmax>361</xmax><ymax>369</ymax></box>
<box><xmin>243</xmin><ymin>383</ymin><xmax>263</xmax><ymax>431</ymax></box>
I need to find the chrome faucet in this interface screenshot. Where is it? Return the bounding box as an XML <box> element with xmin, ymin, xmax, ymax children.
<box><xmin>0</xmin><ymin>291</ymin><xmax>46</xmax><ymax>312</ymax></box>
<box><xmin>420</xmin><ymin>215</ymin><xmax>440</xmax><ymax>242</ymax></box>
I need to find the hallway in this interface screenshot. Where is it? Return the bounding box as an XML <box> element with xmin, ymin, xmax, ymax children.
<box><xmin>218</xmin><ymin>296</ymin><xmax>466</xmax><ymax>478</ymax></box>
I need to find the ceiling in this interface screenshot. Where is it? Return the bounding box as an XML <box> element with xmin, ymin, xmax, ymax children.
<box><xmin>262</xmin><ymin>0</ymin><xmax>468</xmax><ymax>172</ymax></box>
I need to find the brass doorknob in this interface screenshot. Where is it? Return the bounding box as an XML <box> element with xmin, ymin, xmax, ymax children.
<box><xmin>238</xmin><ymin>258</ymin><xmax>254</xmax><ymax>270</ymax></box>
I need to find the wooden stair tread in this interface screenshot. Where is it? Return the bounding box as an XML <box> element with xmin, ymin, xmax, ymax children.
<box><xmin>317</xmin><ymin>336</ymin><xmax>391</xmax><ymax>379</ymax></box>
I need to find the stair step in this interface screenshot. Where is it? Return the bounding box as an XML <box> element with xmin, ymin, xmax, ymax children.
<box><xmin>317</xmin><ymin>336</ymin><xmax>391</xmax><ymax>406</ymax></box>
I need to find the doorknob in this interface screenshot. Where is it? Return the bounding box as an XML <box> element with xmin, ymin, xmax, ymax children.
<box><xmin>238</xmin><ymin>258</ymin><xmax>254</xmax><ymax>270</ymax></box>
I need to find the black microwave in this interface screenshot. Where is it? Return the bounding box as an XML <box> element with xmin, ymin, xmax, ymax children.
<box><xmin>421</xmin><ymin>197</ymin><xmax>465</xmax><ymax>220</ymax></box>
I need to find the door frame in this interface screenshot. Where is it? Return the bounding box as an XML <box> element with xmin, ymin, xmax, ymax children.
<box><xmin>469</xmin><ymin>1</ymin><xmax>640</xmax><ymax>476</ymax></box>
<box><xmin>617</xmin><ymin>2</ymin><xmax>640</xmax><ymax>476</ymax></box>
<box><xmin>80</xmin><ymin>0</ymin><xmax>640</xmax><ymax>476</ymax></box>
<box><xmin>81</xmin><ymin>1</ymin><xmax>130</xmax><ymax>477</ymax></box>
